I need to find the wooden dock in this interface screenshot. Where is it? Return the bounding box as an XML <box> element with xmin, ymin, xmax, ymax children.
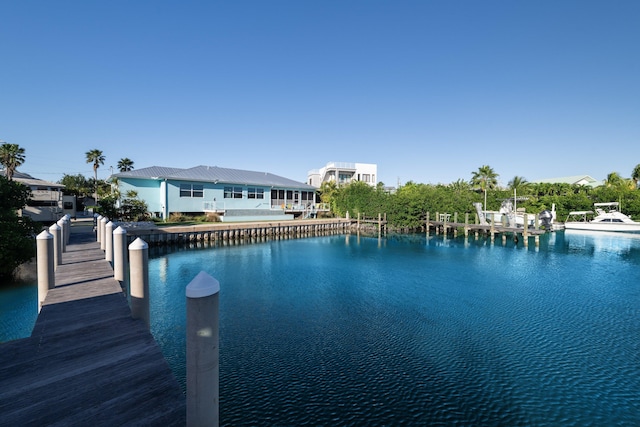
<box><xmin>121</xmin><ymin>217</ymin><xmax>353</xmax><ymax>246</ymax></box>
<box><xmin>0</xmin><ymin>219</ymin><xmax>186</xmax><ymax>425</ymax></box>
<box><xmin>426</xmin><ymin>211</ymin><xmax>548</xmax><ymax>246</ymax></box>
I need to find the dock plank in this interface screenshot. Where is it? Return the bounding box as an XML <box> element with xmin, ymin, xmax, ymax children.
<box><xmin>0</xmin><ymin>219</ymin><xmax>185</xmax><ymax>426</ymax></box>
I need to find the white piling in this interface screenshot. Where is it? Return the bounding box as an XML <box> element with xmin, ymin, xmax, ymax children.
<box><xmin>129</xmin><ymin>238</ymin><xmax>149</xmax><ymax>327</ymax></box>
<box><xmin>113</xmin><ymin>226</ymin><xmax>128</xmax><ymax>292</ymax></box>
<box><xmin>186</xmin><ymin>271</ymin><xmax>220</xmax><ymax>427</ymax></box>
<box><xmin>105</xmin><ymin>221</ymin><xmax>114</xmax><ymax>264</ymax></box>
<box><xmin>100</xmin><ymin>216</ymin><xmax>108</xmax><ymax>250</ymax></box>
<box><xmin>48</xmin><ymin>222</ymin><xmax>62</xmax><ymax>269</ymax></box>
<box><xmin>64</xmin><ymin>215</ymin><xmax>71</xmax><ymax>245</ymax></box>
<box><xmin>95</xmin><ymin>214</ymin><xmax>103</xmax><ymax>243</ymax></box>
<box><xmin>57</xmin><ymin>218</ymin><xmax>67</xmax><ymax>252</ymax></box>
<box><xmin>36</xmin><ymin>230</ymin><xmax>54</xmax><ymax>312</ymax></box>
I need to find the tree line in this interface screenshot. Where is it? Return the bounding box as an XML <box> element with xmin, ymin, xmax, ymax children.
<box><xmin>1</xmin><ymin>139</ymin><xmax>640</xmax><ymax>280</ymax></box>
<box><xmin>320</xmin><ymin>165</ymin><xmax>640</xmax><ymax>231</ymax></box>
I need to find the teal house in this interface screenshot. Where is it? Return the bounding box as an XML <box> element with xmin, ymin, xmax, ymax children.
<box><xmin>112</xmin><ymin>165</ymin><xmax>318</xmax><ymax>222</ymax></box>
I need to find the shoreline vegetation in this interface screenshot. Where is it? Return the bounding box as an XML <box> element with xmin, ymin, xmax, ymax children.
<box><xmin>4</xmin><ymin>172</ymin><xmax>640</xmax><ymax>287</ymax></box>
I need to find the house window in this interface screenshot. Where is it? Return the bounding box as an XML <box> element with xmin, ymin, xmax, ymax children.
<box><xmin>224</xmin><ymin>186</ymin><xmax>243</xmax><ymax>199</ymax></box>
<box><xmin>180</xmin><ymin>184</ymin><xmax>204</xmax><ymax>198</ymax></box>
<box><xmin>248</xmin><ymin>188</ymin><xmax>264</xmax><ymax>199</ymax></box>
<box><xmin>303</xmin><ymin>191</ymin><xmax>315</xmax><ymax>201</ymax></box>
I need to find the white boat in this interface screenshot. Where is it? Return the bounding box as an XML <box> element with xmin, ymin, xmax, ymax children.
<box><xmin>483</xmin><ymin>200</ymin><xmax>556</xmax><ymax>229</ymax></box>
<box><xmin>564</xmin><ymin>202</ymin><xmax>640</xmax><ymax>233</ymax></box>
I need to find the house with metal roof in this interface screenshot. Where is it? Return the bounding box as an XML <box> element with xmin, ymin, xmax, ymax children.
<box><xmin>111</xmin><ymin>165</ymin><xmax>319</xmax><ymax>222</ymax></box>
<box><xmin>532</xmin><ymin>175</ymin><xmax>602</xmax><ymax>188</ymax></box>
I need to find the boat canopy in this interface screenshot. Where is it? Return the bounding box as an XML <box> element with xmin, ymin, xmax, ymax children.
<box><xmin>567</xmin><ymin>211</ymin><xmax>593</xmax><ymax>215</ymax></box>
<box><xmin>594</xmin><ymin>202</ymin><xmax>619</xmax><ymax>208</ymax></box>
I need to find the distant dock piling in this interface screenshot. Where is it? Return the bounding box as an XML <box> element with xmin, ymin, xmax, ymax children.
<box><xmin>425</xmin><ymin>211</ymin><xmax>549</xmax><ymax>244</ymax></box>
<box><xmin>49</xmin><ymin>222</ymin><xmax>62</xmax><ymax>269</ymax></box>
<box><xmin>113</xmin><ymin>226</ymin><xmax>128</xmax><ymax>292</ymax></box>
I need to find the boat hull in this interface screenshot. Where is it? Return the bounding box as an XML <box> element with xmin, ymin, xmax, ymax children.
<box><xmin>564</xmin><ymin>222</ymin><xmax>640</xmax><ymax>233</ymax></box>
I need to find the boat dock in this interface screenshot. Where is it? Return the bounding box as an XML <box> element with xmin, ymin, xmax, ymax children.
<box><xmin>0</xmin><ymin>219</ymin><xmax>186</xmax><ymax>425</ymax></box>
<box><xmin>426</xmin><ymin>211</ymin><xmax>548</xmax><ymax>245</ymax></box>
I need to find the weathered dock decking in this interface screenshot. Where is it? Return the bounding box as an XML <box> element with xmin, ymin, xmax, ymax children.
<box><xmin>0</xmin><ymin>220</ymin><xmax>185</xmax><ymax>426</ymax></box>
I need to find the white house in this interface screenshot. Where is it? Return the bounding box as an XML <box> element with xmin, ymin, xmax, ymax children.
<box><xmin>307</xmin><ymin>162</ymin><xmax>378</xmax><ymax>188</ymax></box>
<box><xmin>112</xmin><ymin>165</ymin><xmax>319</xmax><ymax>222</ymax></box>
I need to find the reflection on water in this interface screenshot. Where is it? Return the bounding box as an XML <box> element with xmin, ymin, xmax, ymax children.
<box><xmin>146</xmin><ymin>232</ymin><xmax>640</xmax><ymax>426</ymax></box>
<box><xmin>564</xmin><ymin>229</ymin><xmax>640</xmax><ymax>255</ymax></box>
<box><xmin>2</xmin><ymin>230</ymin><xmax>640</xmax><ymax>425</ymax></box>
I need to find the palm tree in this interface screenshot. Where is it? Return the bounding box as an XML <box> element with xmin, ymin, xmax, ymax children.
<box><xmin>85</xmin><ymin>149</ymin><xmax>105</xmax><ymax>201</ymax></box>
<box><xmin>605</xmin><ymin>171</ymin><xmax>623</xmax><ymax>188</ymax></box>
<box><xmin>632</xmin><ymin>164</ymin><xmax>640</xmax><ymax>189</ymax></box>
<box><xmin>449</xmin><ymin>179</ymin><xmax>471</xmax><ymax>192</ymax></box>
<box><xmin>117</xmin><ymin>158</ymin><xmax>134</xmax><ymax>172</ymax></box>
<box><xmin>0</xmin><ymin>142</ymin><xmax>26</xmax><ymax>181</ymax></box>
<box><xmin>507</xmin><ymin>176</ymin><xmax>529</xmax><ymax>192</ymax></box>
<box><xmin>319</xmin><ymin>180</ymin><xmax>338</xmax><ymax>210</ymax></box>
<box><xmin>605</xmin><ymin>171</ymin><xmax>634</xmax><ymax>206</ymax></box>
<box><xmin>470</xmin><ymin>165</ymin><xmax>499</xmax><ymax>213</ymax></box>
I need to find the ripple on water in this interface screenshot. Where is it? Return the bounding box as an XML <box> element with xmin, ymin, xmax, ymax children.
<box><xmin>147</xmin><ymin>234</ymin><xmax>640</xmax><ymax>426</ymax></box>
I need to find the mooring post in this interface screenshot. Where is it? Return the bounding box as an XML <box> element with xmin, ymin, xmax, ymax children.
<box><xmin>48</xmin><ymin>222</ymin><xmax>62</xmax><ymax>269</ymax></box>
<box><xmin>426</xmin><ymin>212</ymin><xmax>430</xmax><ymax>236</ymax></box>
<box><xmin>129</xmin><ymin>238</ymin><xmax>149</xmax><ymax>327</ymax></box>
<box><xmin>64</xmin><ymin>214</ymin><xmax>71</xmax><ymax>244</ymax></box>
<box><xmin>186</xmin><ymin>271</ymin><xmax>220</xmax><ymax>427</ymax></box>
<box><xmin>96</xmin><ymin>214</ymin><xmax>103</xmax><ymax>243</ymax></box>
<box><xmin>105</xmin><ymin>221</ymin><xmax>114</xmax><ymax>264</ymax></box>
<box><xmin>490</xmin><ymin>218</ymin><xmax>495</xmax><ymax>243</ymax></box>
<box><xmin>57</xmin><ymin>218</ymin><xmax>67</xmax><ymax>252</ymax></box>
<box><xmin>36</xmin><ymin>230</ymin><xmax>54</xmax><ymax>312</ymax></box>
<box><xmin>464</xmin><ymin>213</ymin><xmax>469</xmax><ymax>237</ymax></box>
<box><xmin>384</xmin><ymin>213</ymin><xmax>387</xmax><ymax>236</ymax></box>
<box><xmin>113</xmin><ymin>226</ymin><xmax>128</xmax><ymax>292</ymax></box>
<box><xmin>100</xmin><ymin>216</ymin><xmax>108</xmax><ymax>251</ymax></box>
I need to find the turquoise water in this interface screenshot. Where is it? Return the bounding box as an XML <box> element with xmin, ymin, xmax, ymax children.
<box><xmin>0</xmin><ymin>282</ymin><xmax>37</xmax><ymax>342</ymax></box>
<box><xmin>2</xmin><ymin>231</ymin><xmax>639</xmax><ymax>425</ymax></box>
<box><xmin>148</xmin><ymin>231</ymin><xmax>640</xmax><ymax>426</ymax></box>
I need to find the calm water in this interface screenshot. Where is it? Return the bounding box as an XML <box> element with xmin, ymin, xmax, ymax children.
<box><xmin>2</xmin><ymin>231</ymin><xmax>639</xmax><ymax>425</ymax></box>
<box><xmin>148</xmin><ymin>231</ymin><xmax>639</xmax><ymax>426</ymax></box>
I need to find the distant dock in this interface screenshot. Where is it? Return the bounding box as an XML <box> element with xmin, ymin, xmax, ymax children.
<box><xmin>426</xmin><ymin>211</ymin><xmax>549</xmax><ymax>246</ymax></box>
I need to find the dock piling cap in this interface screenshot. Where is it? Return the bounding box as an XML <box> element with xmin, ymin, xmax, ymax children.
<box><xmin>186</xmin><ymin>271</ymin><xmax>220</xmax><ymax>298</ymax></box>
<box><xmin>113</xmin><ymin>226</ymin><xmax>127</xmax><ymax>234</ymax></box>
<box><xmin>128</xmin><ymin>237</ymin><xmax>148</xmax><ymax>250</ymax></box>
<box><xmin>36</xmin><ymin>229</ymin><xmax>53</xmax><ymax>240</ymax></box>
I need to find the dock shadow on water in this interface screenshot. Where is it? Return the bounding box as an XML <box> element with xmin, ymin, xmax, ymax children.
<box><xmin>145</xmin><ymin>230</ymin><xmax>640</xmax><ymax>426</ymax></box>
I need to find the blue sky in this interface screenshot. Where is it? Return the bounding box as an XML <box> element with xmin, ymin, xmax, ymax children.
<box><xmin>1</xmin><ymin>0</ymin><xmax>638</xmax><ymax>187</ymax></box>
